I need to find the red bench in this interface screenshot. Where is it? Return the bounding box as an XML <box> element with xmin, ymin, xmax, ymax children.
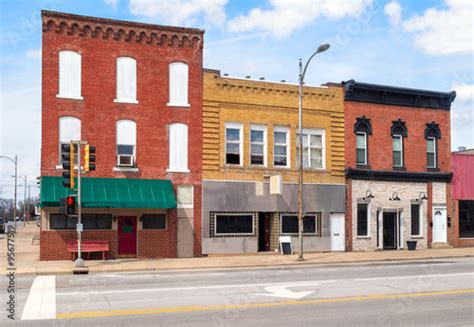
<box><xmin>67</xmin><ymin>239</ymin><xmax>110</xmax><ymax>261</ymax></box>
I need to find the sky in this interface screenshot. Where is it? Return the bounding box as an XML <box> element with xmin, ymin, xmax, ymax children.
<box><xmin>0</xmin><ymin>0</ymin><xmax>473</xmax><ymax>200</ymax></box>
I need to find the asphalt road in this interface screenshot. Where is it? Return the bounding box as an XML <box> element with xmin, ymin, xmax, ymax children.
<box><xmin>1</xmin><ymin>257</ymin><xmax>473</xmax><ymax>326</ymax></box>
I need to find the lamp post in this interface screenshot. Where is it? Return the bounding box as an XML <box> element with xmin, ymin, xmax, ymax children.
<box><xmin>297</xmin><ymin>43</ymin><xmax>330</xmax><ymax>261</ymax></box>
<box><xmin>1</xmin><ymin>155</ymin><xmax>18</xmax><ymax>229</ymax></box>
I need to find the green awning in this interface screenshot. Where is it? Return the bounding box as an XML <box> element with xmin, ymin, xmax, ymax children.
<box><xmin>39</xmin><ymin>176</ymin><xmax>176</xmax><ymax>209</ymax></box>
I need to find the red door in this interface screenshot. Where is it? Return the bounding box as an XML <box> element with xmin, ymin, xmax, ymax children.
<box><xmin>118</xmin><ymin>216</ymin><xmax>137</xmax><ymax>256</ymax></box>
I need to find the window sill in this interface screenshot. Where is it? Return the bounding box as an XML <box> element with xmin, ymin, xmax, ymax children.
<box><xmin>114</xmin><ymin>99</ymin><xmax>139</xmax><ymax>104</ymax></box>
<box><xmin>166</xmin><ymin>168</ymin><xmax>190</xmax><ymax>173</ymax></box>
<box><xmin>56</xmin><ymin>94</ymin><xmax>84</xmax><ymax>100</ymax></box>
<box><xmin>427</xmin><ymin>167</ymin><xmax>440</xmax><ymax>172</ymax></box>
<box><xmin>410</xmin><ymin>236</ymin><xmax>424</xmax><ymax>239</ymax></box>
<box><xmin>356</xmin><ymin>236</ymin><xmax>371</xmax><ymax>239</ymax></box>
<box><xmin>167</xmin><ymin>103</ymin><xmax>190</xmax><ymax>108</ymax></box>
<box><xmin>393</xmin><ymin>166</ymin><xmax>406</xmax><ymax>171</ymax></box>
<box><xmin>56</xmin><ymin>165</ymin><xmax>80</xmax><ymax>170</ymax></box>
<box><xmin>356</xmin><ymin>164</ymin><xmax>371</xmax><ymax>169</ymax></box>
<box><xmin>113</xmin><ymin>166</ymin><xmax>139</xmax><ymax>172</ymax></box>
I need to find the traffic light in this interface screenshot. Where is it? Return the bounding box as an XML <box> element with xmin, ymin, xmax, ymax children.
<box><xmin>84</xmin><ymin>145</ymin><xmax>96</xmax><ymax>172</ymax></box>
<box><xmin>66</xmin><ymin>196</ymin><xmax>76</xmax><ymax>215</ymax></box>
<box><xmin>61</xmin><ymin>143</ymin><xmax>75</xmax><ymax>189</ymax></box>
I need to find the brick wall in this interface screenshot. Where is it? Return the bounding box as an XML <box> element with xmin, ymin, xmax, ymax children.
<box><xmin>40</xmin><ymin>230</ymin><xmax>117</xmax><ymax>261</ymax></box>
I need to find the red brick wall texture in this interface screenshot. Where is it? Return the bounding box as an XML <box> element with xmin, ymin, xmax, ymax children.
<box><xmin>40</xmin><ymin>11</ymin><xmax>203</xmax><ymax>260</ymax></box>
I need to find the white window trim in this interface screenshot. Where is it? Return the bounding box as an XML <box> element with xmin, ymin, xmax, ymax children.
<box><xmin>249</xmin><ymin>124</ymin><xmax>267</xmax><ymax>167</ymax></box>
<box><xmin>177</xmin><ymin>185</ymin><xmax>194</xmax><ymax>209</ymax></box>
<box><xmin>167</xmin><ymin>62</ymin><xmax>190</xmax><ymax>107</ymax></box>
<box><xmin>301</xmin><ymin>128</ymin><xmax>326</xmax><ymax>170</ymax></box>
<box><xmin>168</xmin><ymin>123</ymin><xmax>189</xmax><ymax>172</ymax></box>
<box><xmin>410</xmin><ymin>203</ymin><xmax>423</xmax><ymax>237</ymax></box>
<box><xmin>273</xmin><ymin>126</ymin><xmax>291</xmax><ymax>168</ymax></box>
<box><xmin>280</xmin><ymin>214</ymin><xmax>318</xmax><ymax>235</ymax></box>
<box><xmin>427</xmin><ymin>137</ymin><xmax>437</xmax><ymax>168</ymax></box>
<box><xmin>56</xmin><ymin>94</ymin><xmax>84</xmax><ymax>100</ymax></box>
<box><xmin>214</xmin><ymin>212</ymin><xmax>255</xmax><ymax>236</ymax></box>
<box><xmin>57</xmin><ymin>50</ymin><xmax>82</xmax><ymax>100</ymax></box>
<box><xmin>114</xmin><ymin>99</ymin><xmax>139</xmax><ymax>104</ymax></box>
<box><xmin>393</xmin><ymin>134</ymin><xmax>403</xmax><ymax>167</ymax></box>
<box><xmin>225</xmin><ymin>122</ymin><xmax>243</xmax><ymax>166</ymax></box>
<box><xmin>356</xmin><ymin>202</ymin><xmax>370</xmax><ymax>238</ymax></box>
<box><xmin>356</xmin><ymin>132</ymin><xmax>367</xmax><ymax>165</ymax></box>
<box><xmin>116</xmin><ymin>120</ymin><xmax>137</xmax><ymax>167</ymax></box>
<box><xmin>113</xmin><ymin>166</ymin><xmax>139</xmax><ymax>172</ymax></box>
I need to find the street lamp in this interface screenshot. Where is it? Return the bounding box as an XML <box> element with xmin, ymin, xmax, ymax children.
<box><xmin>1</xmin><ymin>155</ymin><xmax>18</xmax><ymax>228</ymax></box>
<box><xmin>297</xmin><ymin>43</ymin><xmax>330</xmax><ymax>261</ymax></box>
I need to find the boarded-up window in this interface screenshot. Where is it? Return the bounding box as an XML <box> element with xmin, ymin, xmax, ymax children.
<box><xmin>58</xmin><ymin>50</ymin><xmax>81</xmax><ymax>99</ymax></box>
<box><xmin>168</xmin><ymin>62</ymin><xmax>189</xmax><ymax>106</ymax></box>
<box><xmin>116</xmin><ymin>57</ymin><xmax>137</xmax><ymax>102</ymax></box>
<box><xmin>169</xmin><ymin>123</ymin><xmax>188</xmax><ymax>171</ymax></box>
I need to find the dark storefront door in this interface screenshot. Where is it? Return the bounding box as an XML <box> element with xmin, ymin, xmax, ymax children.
<box><xmin>383</xmin><ymin>213</ymin><xmax>397</xmax><ymax>250</ymax></box>
<box><xmin>258</xmin><ymin>213</ymin><xmax>270</xmax><ymax>251</ymax></box>
<box><xmin>118</xmin><ymin>216</ymin><xmax>137</xmax><ymax>256</ymax></box>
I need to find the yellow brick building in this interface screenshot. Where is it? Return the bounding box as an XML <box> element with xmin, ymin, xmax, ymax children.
<box><xmin>201</xmin><ymin>69</ymin><xmax>346</xmax><ymax>254</ymax></box>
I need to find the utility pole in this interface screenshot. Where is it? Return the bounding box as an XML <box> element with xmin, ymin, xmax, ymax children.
<box><xmin>23</xmin><ymin>175</ymin><xmax>27</xmax><ymax>226</ymax></box>
<box><xmin>1</xmin><ymin>155</ymin><xmax>18</xmax><ymax>229</ymax></box>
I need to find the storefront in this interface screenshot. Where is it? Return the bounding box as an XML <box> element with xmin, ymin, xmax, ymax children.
<box><xmin>39</xmin><ymin>176</ymin><xmax>177</xmax><ymax>261</ymax></box>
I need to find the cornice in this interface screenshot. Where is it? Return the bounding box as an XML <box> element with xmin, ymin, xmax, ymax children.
<box><xmin>346</xmin><ymin>168</ymin><xmax>453</xmax><ymax>183</ymax></box>
<box><xmin>42</xmin><ymin>10</ymin><xmax>204</xmax><ymax>49</ymax></box>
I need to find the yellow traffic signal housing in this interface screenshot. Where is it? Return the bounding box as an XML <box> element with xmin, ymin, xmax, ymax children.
<box><xmin>84</xmin><ymin>144</ymin><xmax>96</xmax><ymax>172</ymax></box>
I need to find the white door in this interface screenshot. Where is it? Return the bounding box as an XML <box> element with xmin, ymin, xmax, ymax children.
<box><xmin>330</xmin><ymin>213</ymin><xmax>345</xmax><ymax>251</ymax></box>
<box><xmin>433</xmin><ymin>207</ymin><xmax>447</xmax><ymax>243</ymax></box>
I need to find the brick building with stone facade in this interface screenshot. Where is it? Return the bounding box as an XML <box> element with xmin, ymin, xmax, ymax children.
<box><xmin>342</xmin><ymin>80</ymin><xmax>456</xmax><ymax>251</ymax></box>
<box><xmin>39</xmin><ymin>11</ymin><xmax>204</xmax><ymax>260</ymax></box>
<box><xmin>201</xmin><ymin>70</ymin><xmax>346</xmax><ymax>254</ymax></box>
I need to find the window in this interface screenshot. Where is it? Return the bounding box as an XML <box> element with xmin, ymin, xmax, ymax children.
<box><xmin>115</xmin><ymin>57</ymin><xmax>137</xmax><ymax>103</ymax></box>
<box><xmin>82</xmin><ymin>214</ymin><xmax>112</xmax><ymax>229</ymax></box>
<box><xmin>274</xmin><ymin>126</ymin><xmax>290</xmax><ymax>167</ymax></box>
<box><xmin>168</xmin><ymin>62</ymin><xmax>189</xmax><ymax>106</ymax></box>
<box><xmin>393</xmin><ymin>135</ymin><xmax>403</xmax><ymax>167</ymax></box>
<box><xmin>225</xmin><ymin>123</ymin><xmax>243</xmax><ymax>165</ymax></box>
<box><xmin>59</xmin><ymin>117</ymin><xmax>81</xmax><ymax>164</ymax></box>
<box><xmin>281</xmin><ymin>214</ymin><xmax>320</xmax><ymax>235</ymax></box>
<box><xmin>50</xmin><ymin>214</ymin><xmax>111</xmax><ymax>230</ymax></box>
<box><xmin>142</xmin><ymin>214</ymin><xmax>166</xmax><ymax>229</ymax></box>
<box><xmin>58</xmin><ymin>50</ymin><xmax>82</xmax><ymax>99</ymax></box>
<box><xmin>357</xmin><ymin>203</ymin><xmax>369</xmax><ymax>236</ymax></box>
<box><xmin>116</xmin><ymin>120</ymin><xmax>136</xmax><ymax>167</ymax></box>
<box><xmin>427</xmin><ymin>137</ymin><xmax>437</xmax><ymax>168</ymax></box>
<box><xmin>168</xmin><ymin>123</ymin><xmax>189</xmax><ymax>172</ymax></box>
<box><xmin>354</xmin><ymin>116</ymin><xmax>372</xmax><ymax>166</ymax></box>
<box><xmin>177</xmin><ymin>185</ymin><xmax>193</xmax><ymax>208</ymax></box>
<box><xmin>215</xmin><ymin>214</ymin><xmax>254</xmax><ymax>235</ymax></box>
<box><xmin>411</xmin><ymin>204</ymin><xmax>421</xmax><ymax>236</ymax></box>
<box><xmin>459</xmin><ymin>200</ymin><xmax>474</xmax><ymax>238</ymax></box>
<box><xmin>250</xmin><ymin>125</ymin><xmax>266</xmax><ymax>166</ymax></box>
<box><xmin>356</xmin><ymin>133</ymin><xmax>367</xmax><ymax>165</ymax></box>
<box><xmin>298</xmin><ymin>129</ymin><xmax>325</xmax><ymax>169</ymax></box>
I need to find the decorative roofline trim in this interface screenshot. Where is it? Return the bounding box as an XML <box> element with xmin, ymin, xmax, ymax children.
<box><xmin>341</xmin><ymin>79</ymin><xmax>456</xmax><ymax>110</ymax></box>
<box><xmin>346</xmin><ymin>168</ymin><xmax>452</xmax><ymax>182</ymax></box>
<box><xmin>42</xmin><ymin>10</ymin><xmax>204</xmax><ymax>49</ymax></box>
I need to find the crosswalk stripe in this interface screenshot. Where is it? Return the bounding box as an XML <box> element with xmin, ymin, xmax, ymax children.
<box><xmin>21</xmin><ymin>275</ymin><xmax>56</xmax><ymax>320</ymax></box>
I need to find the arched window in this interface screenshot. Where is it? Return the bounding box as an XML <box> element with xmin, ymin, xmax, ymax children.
<box><xmin>354</xmin><ymin>116</ymin><xmax>372</xmax><ymax>166</ymax></box>
<box><xmin>425</xmin><ymin>122</ymin><xmax>441</xmax><ymax>169</ymax></box>
<box><xmin>59</xmin><ymin>116</ymin><xmax>81</xmax><ymax>163</ymax></box>
<box><xmin>168</xmin><ymin>123</ymin><xmax>188</xmax><ymax>172</ymax></box>
<box><xmin>115</xmin><ymin>57</ymin><xmax>137</xmax><ymax>103</ymax></box>
<box><xmin>391</xmin><ymin>119</ymin><xmax>407</xmax><ymax>168</ymax></box>
<box><xmin>58</xmin><ymin>50</ymin><xmax>82</xmax><ymax>99</ymax></box>
<box><xmin>168</xmin><ymin>62</ymin><xmax>189</xmax><ymax>106</ymax></box>
<box><xmin>116</xmin><ymin>120</ymin><xmax>137</xmax><ymax>167</ymax></box>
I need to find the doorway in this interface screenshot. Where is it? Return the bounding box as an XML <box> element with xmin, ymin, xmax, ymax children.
<box><xmin>330</xmin><ymin>213</ymin><xmax>345</xmax><ymax>251</ymax></box>
<box><xmin>383</xmin><ymin>212</ymin><xmax>397</xmax><ymax>250</ymax></box>
<box><xmin>433</xmin><ymin>207</ymin><xmax>447</xmax><ymax>243</ymax></box>
<box><xmin>118</xmin><ymin>216</ymin><xmax>137</xmax><ymax>256</ymax></box>
<box><xmin>258</xmin><ymin>213</ymin><xmax>270</xmax><ymax>251</ymax></box>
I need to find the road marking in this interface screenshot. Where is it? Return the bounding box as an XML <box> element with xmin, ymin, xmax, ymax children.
<box><xmin>56</xmin><ymin>289</ymin><xmax>474</xmax><ymax>320</ymax></box>
<box><xmin>21</xmin><ymin>276</ymin><xmax>56</xmax><ymax>320</ymax></box>
<box><xmin>56</xmin><ymin>272</ymin><xmax>474</xmax><ymax>296</ymax></box>
<box><xmin>256</xmin><ymin>283</ymin><xmax>318</xmax><ymax>299</ymax></box>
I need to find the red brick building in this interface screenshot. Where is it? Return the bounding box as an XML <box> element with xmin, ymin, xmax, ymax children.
<box><xmin>342</xmin><ymin>80</ymin><xmax>456</xmax><ymax>251</ymax></box>
<box><xmin>39</xmin><ymin>11</ymin><xmax>204</xmax><ymax>260</ymax></box>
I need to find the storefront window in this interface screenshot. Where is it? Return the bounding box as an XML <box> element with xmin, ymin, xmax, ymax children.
<box><xmin>142</xmin><ymin>214</ymin><xmax>166</xmax><ymax>229</ymax></box>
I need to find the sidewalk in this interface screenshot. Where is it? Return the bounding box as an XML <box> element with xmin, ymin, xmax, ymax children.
<box><xmin>1</xmin><ymin>223</ymin><xmax>473</xmax><ymax>275</ymax></box>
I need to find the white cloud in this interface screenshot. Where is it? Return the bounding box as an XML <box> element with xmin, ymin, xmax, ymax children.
<box><xmin>401</xmin><ymin>0</ymin><xmax>474</xmax><ymax>55</ymax></box>
<box><xmin>104</xmin><ymin>0</ymin><xmax>118</xmax><ymax>10</ymax></box>
<box><xmin>129</xmin><ymin>0</ymin><xmax>228</xmax><ymax>26</ymax></box>
<box><xmin>227</xmin><ymin>0</ymin><xmax>373</xmax><ymax>38</ymax></box>
<box><xmin>453</xmin><ymin>83</ymin><xmax>474</xmax><ymax>104</ymax></box>
<box><xmin>384</xmin><ymin>1</ymin><xmax>401</xmax><ymax>26</ymax></box>
<box><xmin>25</xmin><ymin>48</ymin><xmax>41</xmax><ymax>60</ymax></box>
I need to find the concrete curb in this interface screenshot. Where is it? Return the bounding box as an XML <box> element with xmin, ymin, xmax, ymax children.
<box><xmin>10</xmin><ymin>253</ymin><xmax>474</xmax><ymax>276</ymax></box>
